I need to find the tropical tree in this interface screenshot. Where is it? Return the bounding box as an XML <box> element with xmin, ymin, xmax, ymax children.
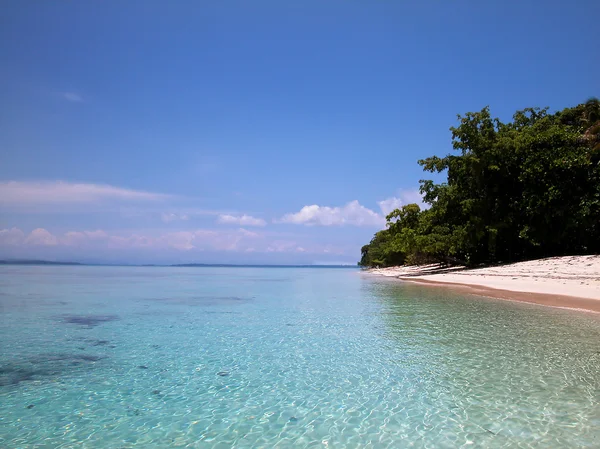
<box><xmin>359</xmin><ymin>98</ymin><xmax>600</xmax><ymax>267</ymax></box>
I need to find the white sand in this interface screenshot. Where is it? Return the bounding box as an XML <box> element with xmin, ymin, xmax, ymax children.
<box><xmin>368</xmin><ymin>255</ymin><xmax>600</xmax><ymax>300</ymax></box>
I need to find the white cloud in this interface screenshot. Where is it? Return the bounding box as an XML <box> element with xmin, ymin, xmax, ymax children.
<box><xmin>108</xmin><ymin>234</ymin><xmax>154</xmax><ymax>249</ymax></box>
<box><xmin>266</xmin><ymin>241</ymin><xmax>301</xmax><ymax>253</ymax></box>
<box><xmin>58</xmin><ymin>228</ymin><xmax>256</xmax><ymax>252</ymax></box>
<box><xmin>161</xmin><ymin>213</ymin><xmax>189</xmax><ymax>223</ymax></box>
<box><xmin>83</xmin><ymin>230</ymin><xmax>109</xmax><ymax>239</ymax></box>
<box><xmin>265</xmin><ymin>241</ymin><xmax>343</xmax><ymax>254</ymax></box>
<box><xmin>0</xmin><ymin>181</ymin><xmax>170</xmax><ymax>206</ymax></box>
<box><xmin>24</xmin><ymin>228</ymin><xmax>59</xmax><ymax>246</ymax></box>
<box><xmin>378</xmin><ymin>189</ymin><xmax>427</xmax><ymax>215</ymax></box>
<box><xmin>238</xmin><ymin>228</ymin><xmax>259</xmax><ymax>237</ymax></box>
<box><xmin>158</xmin><ymin>231</ymin><xmax>197</xmax><ymax>251</ymax></box>
<box><xmin>378</xmin><ymin>197</ymin><xmax>404</xmax><ymax>216</ymax></box>
<box><xmin>217</xmin><ymin>214</ymin><xmax>267</xmax><ymax>227</ymax></box>
<box><xmin>62</xmin><ymin>230</ymin><xmax>109</xmax><ymax>246</ymax></box>
<box><xmin>0</xmin><ymin>227</ymin><xmax>25</xmax><ymax>245</ymax></box>
<box><xmin>62</xmin><ymin>92</ymin><xmax>83</xmax><ymax>102</ymax></box>
<box><xmin>278</xmin><ymin>200</ymin><xmax>384</xmax><ymax>227</ymax></box>
<box><xmin>0</xmin><ymin>226</ymin><xmax>342</xmax><ymax>256</ymax></box>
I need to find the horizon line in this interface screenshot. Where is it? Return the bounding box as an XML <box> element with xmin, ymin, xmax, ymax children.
<box><xmin>0</xmin><ymin>259</ymin><xmax>358</xmax><ymax>268</ymax></box>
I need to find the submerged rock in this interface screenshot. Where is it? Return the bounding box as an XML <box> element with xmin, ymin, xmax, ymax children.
<box><xmin>0</xmin><ymin>353</ymin><xmax>105</xmax><ymax>386</ymax></box>
<box><xmin>0</xmin><ymin>368</ymin><xmax>36</xmax><ymax>387</ymax></box>
<box><xmin>77</xmin><ymin>355</ymin><xmax>102</xmax><ymax>362</ymax></box>
<box><xmin>61</xmin><ymin>314</ymin><xmax>119</xmax><ymax>327</ymax></box>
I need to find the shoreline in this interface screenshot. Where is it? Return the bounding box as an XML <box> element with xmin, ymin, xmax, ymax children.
<box><xmin>366</xmin><ymin>255</ymin><xmax>600</xmax><ymax>313</ymax></box>
<box><xmin>397</xmin><ymin>277</ymin><xmax>600</xmax><ymax>313</ymax></box>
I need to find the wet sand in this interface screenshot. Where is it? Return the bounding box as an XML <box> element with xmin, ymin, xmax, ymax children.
<box><xmin>368</xmin><ymin>255</ymin><xmax>600</xmax><ymax>313</ymax></box>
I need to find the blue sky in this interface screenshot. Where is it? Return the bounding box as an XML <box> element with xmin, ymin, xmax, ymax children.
<box><xmin>1</xmin><ymin>1</ymin><xmax>598</xmax><ymax>264</ymax></box>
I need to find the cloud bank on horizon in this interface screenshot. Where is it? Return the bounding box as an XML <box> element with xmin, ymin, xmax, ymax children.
<box><xmin>0</xmin><ymin>180</ymin><xmax>425</xmax><ymax>263</ymax></box>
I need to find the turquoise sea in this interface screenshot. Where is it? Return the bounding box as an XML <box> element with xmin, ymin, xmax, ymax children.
<box><xmin>0</xmin><ymin>265</ymin><xmax>599</xmax><ymax>448</ymax></box>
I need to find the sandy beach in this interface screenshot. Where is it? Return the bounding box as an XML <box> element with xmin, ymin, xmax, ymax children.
<box><xmin>367</xmin><ymin>255</ymin><xmax>600</xmax><ymax>312</ymax></box>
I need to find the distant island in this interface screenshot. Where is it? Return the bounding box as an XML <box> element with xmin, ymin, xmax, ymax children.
<box><xmin>360</xmin><ymin>99</ymin><xmax>600</xmax><ymax>268</ymax></box>
<box><xmin>0</xmin><ymin>260</ymin><xmax>83</xmax><ymax>266</ymax></box>
<box><xmin>172</xmin><ymin>264</ymin><xmax>355</xmax><ymax>268</ymax></box>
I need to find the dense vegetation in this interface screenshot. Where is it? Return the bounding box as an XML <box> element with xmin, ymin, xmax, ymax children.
<box><xmin>360</xmin><ymin>99</ymin><xmax>600</xmax><ymax>268</ymax></box>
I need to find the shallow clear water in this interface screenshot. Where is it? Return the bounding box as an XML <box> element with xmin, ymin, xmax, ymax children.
<box><xmin>0</xmin><ymin>266</ymin><xmax>599</xmax><ymax>448</ymax></box>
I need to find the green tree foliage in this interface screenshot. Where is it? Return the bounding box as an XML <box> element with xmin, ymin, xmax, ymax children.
<box><xmin>359</xmin><ymin>99</ymin><xmax>600</xmax><ymax>267</ymax></box>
